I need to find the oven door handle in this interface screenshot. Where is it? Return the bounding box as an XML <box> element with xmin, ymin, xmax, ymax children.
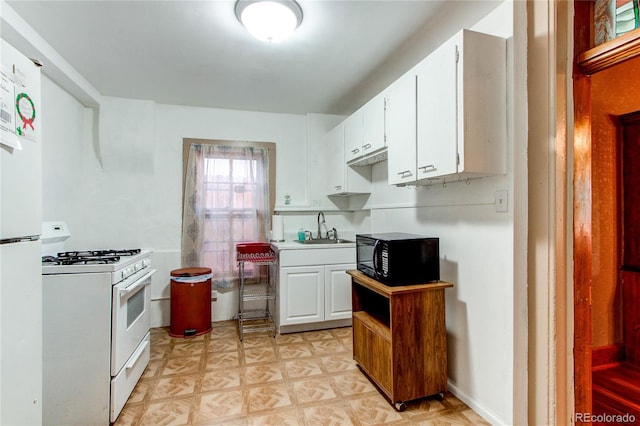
<box><xmin>119</xmin><ymin>269</ymin><xmax>156</xmax><ymax>297</ymax></box>
<box><xmin>125</xmin><ymin>338</ymin><xmax>149</xmax><ymax>370</ymax></box>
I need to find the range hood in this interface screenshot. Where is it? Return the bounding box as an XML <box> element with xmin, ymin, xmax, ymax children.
<box><xmin>347</xmin><ymin>147</ymin><xmax>388</xmax><ymax>167</ymax></box>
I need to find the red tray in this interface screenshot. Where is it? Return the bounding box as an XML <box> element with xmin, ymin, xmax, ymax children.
<box><xmin>236</xmin><ymin>242</ymin><xmax>276</xmax><ymax>262</ymax></box>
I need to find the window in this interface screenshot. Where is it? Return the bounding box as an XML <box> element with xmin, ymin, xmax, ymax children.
<box><xmin>615</xmin><ymin>0</ymin><xmax>639</xmax><ymax>36</ymax></box>
<box><xmin>181</xmin><ymin>139</ymin><xmax>276</xmax><ymax>287</ymax></box>
<box><xmin>594</xmin><ymin>0</ymin><xmax>640</xmax><ymax>45</ymax></box>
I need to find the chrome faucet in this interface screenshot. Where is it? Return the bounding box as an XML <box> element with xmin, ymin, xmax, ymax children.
<box><xmin>316</xmin><ymin>211</ymin><xmax>325</xmax><ymax>239</ymax></box>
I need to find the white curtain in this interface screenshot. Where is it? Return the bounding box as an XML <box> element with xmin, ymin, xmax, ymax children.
<box><xmin>181</xmin><ymin>143</ymin><xmax>270</xmax><ymax>286</ymax></box>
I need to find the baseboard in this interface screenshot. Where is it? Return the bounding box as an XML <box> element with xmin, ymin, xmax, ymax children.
<box><xmin>447</xmin><ymin>380</ymin><xmax>506</xmax><ymax>425</ymax></box>
<box><xmin>592</xmin><ymin>343</ymin><xmax>625</xmax><ymax>367</ymax></box>
<box><xmin>278</xmin><ymin>318</ymin><xmax>352</xmax><ymax>334</ymax></box>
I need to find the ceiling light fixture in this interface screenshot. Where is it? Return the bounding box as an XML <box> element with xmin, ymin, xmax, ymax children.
<box><xmin>235</xmin><ymin>0</ymin><xmax>303</xmax><ymax>43</ymax></box>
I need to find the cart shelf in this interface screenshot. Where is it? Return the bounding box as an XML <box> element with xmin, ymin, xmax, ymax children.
<box><xmin>236</xmin><ymin>242</ymin><xmax>277</xmax><ymax>341</ymax></box>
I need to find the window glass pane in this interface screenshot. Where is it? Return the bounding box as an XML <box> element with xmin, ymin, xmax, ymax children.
<box><xmin>594</xmin><ymin>0</ymin><xmax>640</xmax><ymax>45</ymax></box>
<box><xmin>127</xmin><ymin>287</ymin><xmax>144</xmax><ymax>327</ymax></box>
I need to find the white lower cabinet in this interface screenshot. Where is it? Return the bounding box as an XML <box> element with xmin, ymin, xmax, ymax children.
<box><xmin>277</xmin><ymin>247</ymin><xmax>355</xmax><ymax>332</ymax></box>
<box><xmin>324</xmin><ymin>264</ymin><xmax>354</xmax><ymax>320</ymax></box>
<box><xmin>280</xmin><ymin>265</ymin><xmax>324</xmax><ymax>325</ymax></box>
<box><xmin>280</xmin><ymin>263</ymin><xmax>355</xmax><ymax>327</ymax></box>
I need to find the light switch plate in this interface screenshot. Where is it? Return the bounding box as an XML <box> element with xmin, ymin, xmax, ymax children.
<box><xmin>495</xmin><ymin>190</ymin><xmax>508</xmax><ymax>213</ymax></box>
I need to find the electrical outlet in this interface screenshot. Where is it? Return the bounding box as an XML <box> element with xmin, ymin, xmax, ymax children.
<box><xmin>495</xmin><ymin>190</ymin><xmax>508</xmax><ymax>213</ymax></box>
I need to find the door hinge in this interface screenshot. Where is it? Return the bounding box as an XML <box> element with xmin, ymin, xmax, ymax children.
<box><xmin>455</xmin><ymin>45</ymin><xmax>460</xmax><ymax>63</ymax></box>
<box><xmin>456</xmin><ymin>153</ymin><xmax>460</xmax><ymax>165</ymax></box>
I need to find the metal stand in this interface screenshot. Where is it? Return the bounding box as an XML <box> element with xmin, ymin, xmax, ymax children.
<box><xmin>237</xmin><ymin>256</ymin><xmax>276</xmax><ymax>341</ymax></box>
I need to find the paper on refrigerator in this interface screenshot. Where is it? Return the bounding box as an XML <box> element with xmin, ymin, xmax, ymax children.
<box><xmin>0</xmin><ymin>65</ymin><xmax>21</xmax><ymax>150</ymax></box>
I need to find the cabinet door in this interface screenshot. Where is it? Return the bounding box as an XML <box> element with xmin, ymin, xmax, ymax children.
<box><xmin>324</xmin><ymin>264</ymin><xmax>354</xmax><ymax>321</ymax></box>
<box><xmin>344</xmin><ymin>110</ymin><xmax>363</xmax><ymax>163</ymax></box>
<box><xmin>361</xmin><ymin>95</ymin><xmax>386</xmax><ymax>156</ymax></box>
<box><xmin>326</xmin><ymin>124</ymin><xmax>346</xmax><ymax>195</ymax></box>
<box><xmin>279</xmin><ymin>266</ymin><xmax>324</xmax><ymax>326</ymax></box>
<box><xmin>416</xmin><ymin>36</ymin><xmax>458</xmax><ymax>179</ymax></box>
<box><xmin>353</xmin><ymin>314</ymin><xmax>392</xmax><ymax>397</ymax></box>
<box><xmin>386</xmin><ymin>72</ymin><xmax>417</xmax><ymax>185</ymax></box>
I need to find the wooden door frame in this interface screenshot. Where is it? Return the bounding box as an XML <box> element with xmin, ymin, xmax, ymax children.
<box><xmin>572</xmin><ymin>2</ymin><xmax>640</xmax><ymax>420</ymax></box>
<box><xmin>573</xmin><ymin>1</ymin><xmax>593</xmax><ymax>419</ymax></box>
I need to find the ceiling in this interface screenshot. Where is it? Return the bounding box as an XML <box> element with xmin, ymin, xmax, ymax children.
<box><xmin>4</xmin><ymin>0</ymin><xmax>502</xmax><ymax>116</ymax></box>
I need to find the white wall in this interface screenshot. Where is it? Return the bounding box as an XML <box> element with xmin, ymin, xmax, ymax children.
<box><xmin>40</xmin><ymin>1</ymin><xmax>523</xmax><ymax>424</ymax></box>
<box><xmin>41</xmin><ymin>86</ymin><xmax>323</xmax><ymax>324</ymax></box>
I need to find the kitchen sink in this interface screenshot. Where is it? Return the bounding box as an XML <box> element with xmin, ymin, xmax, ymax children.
<box><xmin>294</xmin><ymin>239</ymin><xmax>354</xmax><ymax>245</ymax></box>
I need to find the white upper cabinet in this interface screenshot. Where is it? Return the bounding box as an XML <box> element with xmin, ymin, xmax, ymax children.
<box><xmin>386</xmin><ymin>72</ymin><xmax>417</xmax><ymax>186</ymax></box>
<box><xmin>415</xmin><ymin>29</ymin><xmax>506</xmax><ymax>183</ymax></box>
<box><xmin>416</xmin><ymin>38</ymin><xmax>457</xmax><ymax>179</ymax></box>
<box><xmin>343</xmin><ymin>93</ymin><xmax>387</xmax><ymax>167</ymax></box>
<box><xmin>326</xmin><ymin>122</ymin><xmax>371</xmax><ymax>196</ymax></box>
<box><xmin>344</xmin><ymin>110</ymin><xmax>363</xmax><ymax>163</ymax></box>
<box><xmin>327</xmin><ymin>28</ymin><xmax>505</xmax><ymax>190</ymax></box>
<box><xmin>360</xmin><ymin>94</ymin><xmax>386</xmax><ymax>159</ymax></box>
<box><xmin>326</xmin><ymin>124</ymin><xmax>346</xmax><ymax>195</ymax></box>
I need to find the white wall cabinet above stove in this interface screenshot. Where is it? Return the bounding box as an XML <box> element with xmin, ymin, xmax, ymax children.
<box><xmin>415</xmin><ymin>29</ymin><xmax>506</xmax><ymax>183</ymax></box>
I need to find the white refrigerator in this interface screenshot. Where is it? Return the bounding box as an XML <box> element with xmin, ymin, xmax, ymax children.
<box><xmin>0</xmin><ymin>39</ymin><xmax>43</xmax><ymax>425</ymax></box>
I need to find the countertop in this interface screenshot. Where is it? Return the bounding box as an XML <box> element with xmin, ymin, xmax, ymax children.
<box><xmin>271</xmin><ymin>240</ymin><xmax>356</xmax><ymax>250</ymax></box>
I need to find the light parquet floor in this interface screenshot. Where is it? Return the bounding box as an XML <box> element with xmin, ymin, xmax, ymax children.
<box><xmin>114</xmin><ymin>321</ymin><xmax>489</xmax><ymax>425</ymax></box>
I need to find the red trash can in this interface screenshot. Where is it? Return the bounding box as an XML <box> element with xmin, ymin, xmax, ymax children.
<box><xmin>169</xmin><ymin>267</ymin><xmax>213</xmax><ymax>338</ymax></box>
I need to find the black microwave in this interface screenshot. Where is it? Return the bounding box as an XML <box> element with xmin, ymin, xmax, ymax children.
<box><xmin>356</xmin><ymin>233</ymin><xmax>440</xmax><ymax>286</ymax></box>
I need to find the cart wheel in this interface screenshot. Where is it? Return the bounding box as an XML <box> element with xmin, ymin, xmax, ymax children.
<box><xmin>394</xmin><ymin>402</ymin><xmax>406</xmax><ymax>412</ymax></box>
<box><xmin>435</xmin><ymin>392</ymin><xmax>444</xmax><ymax>401</ymax></box>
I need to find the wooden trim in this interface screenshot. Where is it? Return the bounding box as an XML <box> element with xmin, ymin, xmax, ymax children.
<box><xmin>578</xmin><ymin>27</ymin><xmax>640</xmax><ymax>75</ymax></box>
<box><xmin>573</xmin><ymin>0</ymin><xmax>594</xmax><ymax>421</ymax></box>
<box><xmin>592</xmin><ymin>344</ymin><xmax>625</xmax><ymax>367</ymax></box>
<box><xmin>346</xmin><ymin>270</ymin><xmax>453</xmax><ymax>296</ymax></box>
<box><xmin>618</xmin><ymin>110</ymin><xmax>640</xmax><ymax>125</ymax></box>
<box><xmin>554</xmin><ymin>2</ymin><xmax>571</xmax><ymax>424</ymax></box>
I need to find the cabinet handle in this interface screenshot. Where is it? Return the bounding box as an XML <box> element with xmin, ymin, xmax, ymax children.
<box><xmin>418</xmin><ymin>164</ymin><xmax>436</xmax><ymax>173</ymax></box>
<box><xmin>351</xmin><ymin>148</ymin><xmax>360</xmax><ymax>154</ymax></box>
<box><xmin>363</xmin><ymin>143</ymin><xmax>372</xmax><ymax>150</ymax></box>
<box><xmin>397</xmin><ymin>170</ymin><xmax>413</xmax><ymax>178</ymax></box>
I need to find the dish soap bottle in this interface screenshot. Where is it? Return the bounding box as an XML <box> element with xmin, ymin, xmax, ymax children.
<box><xmin>298</xmin><ymin>227</ymin><xmax>305</xmax><ymax>241</ymax></box>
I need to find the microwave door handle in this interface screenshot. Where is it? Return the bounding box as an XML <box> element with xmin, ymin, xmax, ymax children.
<box><xmin>372</xmin><ymin>240</ymin><xmax>381</xmax><ymax>279</ymax></box>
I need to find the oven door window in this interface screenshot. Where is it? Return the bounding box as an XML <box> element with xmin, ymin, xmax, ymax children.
<box><xmin>127</xmin><ymin>286</ymin><xmax>145</xmax><ymax>328</ymax></box>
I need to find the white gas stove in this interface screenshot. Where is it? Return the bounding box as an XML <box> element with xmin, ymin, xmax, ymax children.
<box><xmin>41</xmin><ymin>223</ymin><xmax>155</xmax><ymax>424</ymax></box>
<box><xmin>42</xmin><ymin>248</ymin><xmax>153</xmax><ymax>283</ymax></box>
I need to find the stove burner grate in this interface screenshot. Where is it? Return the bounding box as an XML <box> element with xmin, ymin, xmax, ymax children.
<box><xmin>42</xmin><ymin>249</ymin><xmax>142</xmax><ymax>266</ymax></box>
<box><xmin>43</xmin><ymin>255</ymin><xmax>121</xmax><ymax>265</ymax></box>
<box><xmin>58</xmin><ymin>249</ymin><xmax>141</xmax><ymax>258</ymax></box>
